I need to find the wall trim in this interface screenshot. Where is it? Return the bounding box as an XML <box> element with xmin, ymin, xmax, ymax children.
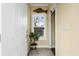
<box><xmin>48</xmin><ymin>5</ymin><xmax>56</xmax><ymax>48</ymax></box>
<box><xmin>37</xmin><ymin>45</ymin><xmax>50</xmax><ymax>48</ymax></box>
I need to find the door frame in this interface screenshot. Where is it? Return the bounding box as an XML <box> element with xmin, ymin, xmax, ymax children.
<box><xmin>48</xmin><ymin>6</ymin><xmax>55</xmax><ymax>48</ymax></box>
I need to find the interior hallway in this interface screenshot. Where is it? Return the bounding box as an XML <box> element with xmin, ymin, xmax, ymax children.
<box><xmin>2</xmin><ymin>3</ymin><xmax>79</xmax><ymax>56</ymax></box>
<box><xmin>29</xmin><ymin>48</ymin><xmax>54</xmax><ymax>56</ymax></box>
<box><xmin>28</xmin><ymin>3</ymin><xmax>55</xmax><ymax>56</ymax></box>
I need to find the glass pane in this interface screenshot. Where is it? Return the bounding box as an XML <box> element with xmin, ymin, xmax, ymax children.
<box><xmin>32</xmin><ymin>14</ymin><xmax>45</xmax><ymax>37</ymax></box>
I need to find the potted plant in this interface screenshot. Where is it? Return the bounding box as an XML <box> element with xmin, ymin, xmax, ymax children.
<box><xmin>29</xmin><ymin>32</ymin><xmax>41</xmax><ymax>49</ymax></box>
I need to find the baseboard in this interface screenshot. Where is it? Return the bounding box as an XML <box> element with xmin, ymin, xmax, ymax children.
<box><xmin>37</xmin><ymin>45</ymin><xmax>49</xmax><ymax>48</ymax></box>
<box><xmin>51</xmin><ymin>48</ymin><xmax>55</xmax><ymax>56</ymax></box>
<box><xmin>27</xmin><ymin>48</ymin><xmax>31</xmax><ymax>56</ymax></box>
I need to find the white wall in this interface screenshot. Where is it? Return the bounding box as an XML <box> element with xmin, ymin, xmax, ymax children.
<box><xmin>0</xmin><ymin>4</ymin><xmax>1</xmax><ymax>35</ymax></box>
<box><xmin>0</xmin><ymin>3</ymin><xmax>1</xmax><ymax>56</ymax></box>
<box><xmin>2</xmin><ymin>3</ymin><xmax>29</xmax><ymax>56</ymax></box>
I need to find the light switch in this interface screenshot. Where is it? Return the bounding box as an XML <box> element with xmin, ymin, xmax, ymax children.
<box><xmin>64</xmin><ymin>24</ymin><xmax>71</xmax><ymax>32</ymax></box>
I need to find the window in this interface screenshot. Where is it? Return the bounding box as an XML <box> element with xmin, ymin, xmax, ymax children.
<box><xmin>32</xmin><ymin>14</ymin><xmax>45</xmax><ymax>38</ymax></box>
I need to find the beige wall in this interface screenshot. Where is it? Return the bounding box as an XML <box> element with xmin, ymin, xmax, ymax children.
<box><xmin>30</xmin><ymin>6</ymin><xmax>49</xmax><ymax>47</ymax></box>
<box><xmin>56</xmin><ymin>4</ymin><xmax>79</xmax><ymax>56</ymax></box>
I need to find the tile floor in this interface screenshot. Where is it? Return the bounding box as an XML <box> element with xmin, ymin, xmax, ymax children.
<box><xmin>29</xmin><ymin>48</ymin><xmax>54</xmax><ymax>56</ymax></box>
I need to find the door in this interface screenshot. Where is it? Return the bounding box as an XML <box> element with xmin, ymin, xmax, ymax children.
<box><xmin>51</xmin><ymin>11</ymin><xmax>55</xmax><ymax>48</ymax></box>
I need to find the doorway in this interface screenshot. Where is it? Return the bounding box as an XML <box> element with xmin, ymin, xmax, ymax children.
<box><xmin>51</xmin><ymin>10</ymin><xmax>55</xmax><ymax>56</ymax></box>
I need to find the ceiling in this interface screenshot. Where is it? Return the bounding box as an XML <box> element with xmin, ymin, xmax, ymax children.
<box><xmin>29</xmin><ymin>3</ymin><xmax>49</xmax><ymax>7</ymax></box>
